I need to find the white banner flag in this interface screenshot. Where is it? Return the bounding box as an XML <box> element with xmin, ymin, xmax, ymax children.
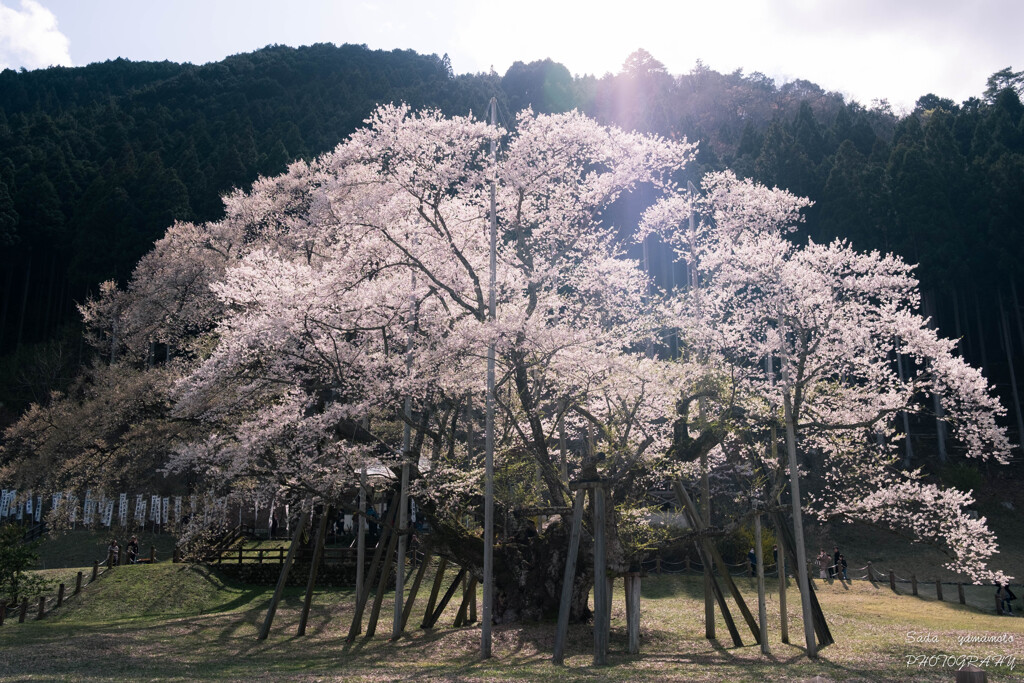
<box><xmin>151</xmin><ymin>495</ymin><xmax>161</xmax><ymax>523</ymax></box>
<box><xmin>35</xmin><ymin>496</ymin><xmax>42</xmax><ymax>523</ymax></box>
<box><xmin>25</xmin><ymin>492</ymin><xmax>33</xmax><ymax>515</ymax></box>
<box><xmin>52</xmin><ymin>492</ymin><xmax>62</xmax><ymax>511</ymax></box>
<box><xmin>0</xmin><ymin>490</ymin><xmax>13</xmax><ymax>517</ymax></box>
<box><xmin>162</xmin><ymin>497</ymin><xmax>170</xmax><ymax>525</ymax></box>
<box><xmin>119</xmin><ymin>493</ymin><xmax>128</xmax><ymax>527</ymax></box>
<box><xmin>69</xmin><ymin>496</ymin><xmax>78</xmax><ymax>523</ymax></box>
<box><xmin>135</xmin><ymin>495</ymin><xmax>146</xmax><ymax>525</ymax></box>
<box><xmin>174</xmin><ymin>496</ymin><xmax>182</xmax><ymax>523</ymax></box>
<box><xmin>104</xmin><ymin>501</ymin><xmax>114</xmax><ymax>527</ymax></box>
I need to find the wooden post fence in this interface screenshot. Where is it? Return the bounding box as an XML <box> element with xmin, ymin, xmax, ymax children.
<box><xmin>935</xmin><ymin>580</ymin><xmax>943</xmax><ymax>601</ymax></box>
<box><xmin>75</xmin><ymin>571</ymin><xmax>83</xmax><ymax>595</ymax></box>
<box><xmin>56</xmin><ymin>583</ymin><xmax>65</xmax><ymax>608</ymax></box>
<box><xmin>958</xmin><ymin>583</ymin><xmax>966</xmax><ymax>605</ymax></box>
<box><xmin>91</xmin><ymin>560</ymin><xmax>98</xmax><ymax>582</ymax></box>
<box><xmin>18</xmin><ymin>597</ymin><xmax>28</xmax><ymax>623</ymax></box>
<box><xmin>36</xmin><ymin>596</ymin><xmax>45</xmax><ymax>620</ymax></box>
<box><xmin>911</xmin><ymin>573</ymin><xmax>918</xmax><ymax>596</ymax></box>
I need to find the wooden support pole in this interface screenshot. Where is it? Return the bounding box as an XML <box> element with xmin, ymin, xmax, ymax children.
<box><xmin>366</xmin><ymin>505</ymin><xmax>403</xmax><ymax>638</ymax></box>
<box><xmin>347</xmin><ymin>492</ymin><xmax>399</xmax><ymax>641</ymax></box>
<box><xmin>421</xmin><ymin>558</ymin><xmax>448</xmax><ymax>629</ymax></box>
<box><xmin>297</xmin><ymin>505</ymin><xmax>332</xmax><ymax>637</ymax></box>
<box><xmin>777</xmin><ymin>531</ymin><xmax>789</xmax><ymax>644</ymax></box>
<box><xmin>399</xmin><ymin>551</ymin><xmax>431</xmax><ymax>635</ymax></box>
<box><xmin>74</xmin><ymin>571</ymin><xmax>83</xmax><ymax>595</ymax></box>
<box><xmin>958</xmin><ymin>583</ymin><xmax>966</xmax><ymax>605</ymax></box>
<box><xmin>936</xmin><ymin>580</ymin><xmax>943</xmax><ymax>602</ymax></box>
<box><xmin>769</xmin><ymin>509</ymin><xmax>833</xmax><ymax>649</ymax></box>
<box><xmin>675</xmin><ymin>483</ymin><xmax>761</xmax><ymax>644</ymax></box>
<box><xmin>91</xmin><ymin>560</ymin><xmax>98</xmax><ymax>582</ymax></box>
<box><xmin>469</xmin><ymin>576</ymin><xmax>477</xmax><ymax>624</ymax></box>
<box><xmin>707</xmin><ymin>547</ymin><xmax>744</xmax><ymax>646</ymax></box>
<box><xmin>57</xmin><ymin>583</ymin><xmax>65</xmax><ymax>608</ymax></box>
<box><xmin>423</xmin><ymin>567</ymin><xmax>467</xmax><ymax>629</ymax></box>
<box><xmin>453</xmin><ymin>578</ymin><xmax>478</xmax><ymax>627</ymax></box>
<box><xmin>754</xmin><ymin>513</ymin><xmax>770</xmax><ymax>655</ymax></box>
<box><xmin>356</xmin><ymin>466</ymin><xmax>367</xmax><ymax>602</ymax></box>
<box><xmin>593</xmin><ymin>484</ymin><xmax>609</xmax><ymax>666</ymax></box>
<box><xmin>150</xmin><ymin>545</ymin><xmax>156</xmax><ymax>563</ymax></box>
<box><xmin>625</xmin><ymin>573</ymin><xmax>641</xmax><ymax>655</ymax></box>
<box><xmin>258</xmin><ymin>505</ymin><xmax>312</xmax><ymax>641</ymax></box>
<box><xmin>593</xmin><ymin>483</ymin><xmax>606</xmax><ymax>663</ymax></box>
<box><xmin>553</xmin><ymin>489</ymin><xmax>586</xmax><ymax>665</ymax></box>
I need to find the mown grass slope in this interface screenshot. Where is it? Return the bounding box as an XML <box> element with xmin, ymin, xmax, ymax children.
<box><xmin>2</xmin><ymin>558</ymin><xmax>1021</xmax><ymax>682</ymax></box>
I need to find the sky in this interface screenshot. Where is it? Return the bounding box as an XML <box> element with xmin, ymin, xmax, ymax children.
<box><xmin>1</xmin><ymin>0</ymin><xmax>1022</xmax><ymax>112</ymax></box>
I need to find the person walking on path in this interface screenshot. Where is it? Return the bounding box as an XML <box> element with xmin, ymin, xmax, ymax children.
<box><xmin>997</xmin><ymin>583</ymin><xmax>1016</xmax><ymax>615</ymax></box>
<box><xmin>831</xmin><ymin>546</ymin><xmax>841</xmax><ymax>579</ymax></box>
<box><xmin>839</xmin><ymin>553</ymin><xmax>849</xmax><ymax>580</ymax></box>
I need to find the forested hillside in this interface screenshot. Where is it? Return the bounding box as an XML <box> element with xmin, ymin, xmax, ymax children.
<box><xmin>1</xmin><ymin>44</ymin><xmax>1023</xmax><ymax>476</ymax></box>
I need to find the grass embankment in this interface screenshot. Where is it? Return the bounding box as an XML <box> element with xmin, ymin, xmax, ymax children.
<box><xmin>2</xmin><ymin>558</ymin><xmax>1022</xmax><ymax>682</ymax></box>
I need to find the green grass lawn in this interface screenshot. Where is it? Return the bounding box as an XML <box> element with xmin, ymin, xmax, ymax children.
<box><xmin>2</xmin><ymin>558</ymin><xmax>1022</xmax><ymax>682</ymax></box>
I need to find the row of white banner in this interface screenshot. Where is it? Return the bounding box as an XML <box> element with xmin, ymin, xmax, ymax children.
<box><xmin>0</xmin><ymin>489</ymin><xmax>204</xmax><ymax>528</ymax></box>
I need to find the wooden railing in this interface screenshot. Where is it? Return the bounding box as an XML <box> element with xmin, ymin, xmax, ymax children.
<box><xmin>210</xmin><ymin>545</ymin><xmax>358</xmax><ymax>565</ymax></box>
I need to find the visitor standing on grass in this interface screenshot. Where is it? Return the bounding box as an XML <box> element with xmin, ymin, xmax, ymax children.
<box><xmin>832</xmin><ymin>546</ymin><xmax>841</xmax><ymax>579</ymax></box>
<box><xmin>107</xmin><ymin>539</ymin><xmax>119</xmax><ymax>566</ymax></box>
<box><xmin>839</xmin><ymin>554</ymin><xmax>848</xmax><ymax>580</ymax></box>
<box><xmin>127</xmin><ymin>535</ymin><xmax>139</xmax><ymax>564</ymax></box>
<box><xmin>817</xmin><ymin>549</ymin><xmax>829</xmax><ymax>579</ymax></box>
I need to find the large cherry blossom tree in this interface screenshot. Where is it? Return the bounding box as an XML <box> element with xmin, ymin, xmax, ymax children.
<box><xmin>3</xmin><ymin>106</ymin><xmax>1012</xmax><ymax>634</ymax></box>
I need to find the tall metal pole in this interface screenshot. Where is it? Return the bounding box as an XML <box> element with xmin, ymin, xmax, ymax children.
<box><xmin>394</xmin><ymin>269</ymin><xmax>416</xmax><ymax>637</ymax></box>
<box><xmin>779</xmin><ymin>315</ymin><xmax>817</xmax><ymax>659</ymax></box>
<box><xmin>690</xmin><ymin>179</ymin><xmax>715</xmax><ymax>639</ymax></box>
<box><xmin>481</xmin><ymin>96</ymin><xmax>498</xmax><ymax>659</ymax></box>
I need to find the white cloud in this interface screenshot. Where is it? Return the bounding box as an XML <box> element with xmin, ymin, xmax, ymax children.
<box><xmin>0</xmin><ymin>0</ymin><xmax>72</xmax><ymax>71</ymax></box>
